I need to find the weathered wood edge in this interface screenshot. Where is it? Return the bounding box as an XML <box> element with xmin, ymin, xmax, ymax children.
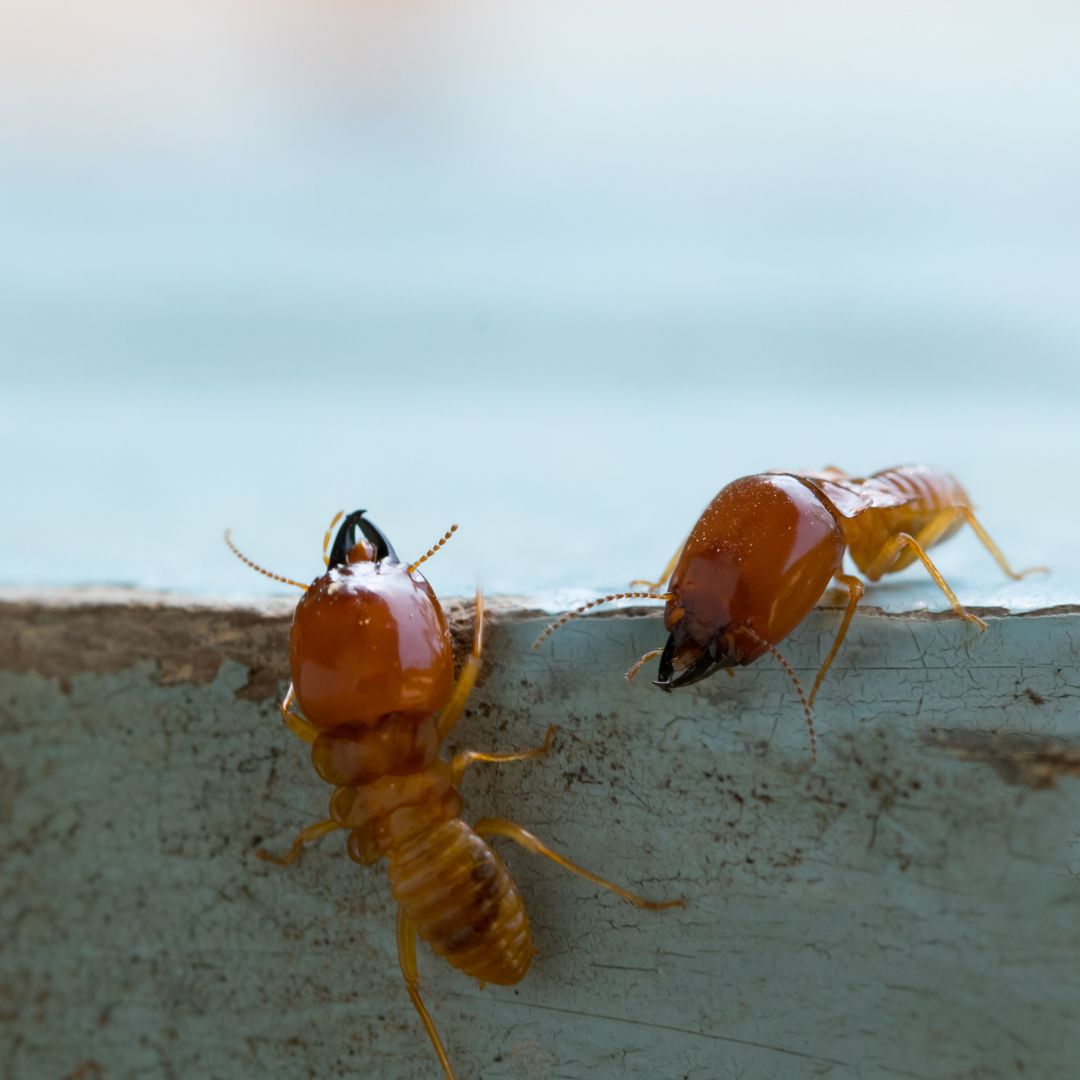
<box><xmin>3</xmin><ymin>589</ymin><xmax>1080</xmax><ymax>1079</ymax></box>
<box><xmin>4</xmin><ymin>586</ymin><xmax>1078</xmax><ymax>691</ymax></box>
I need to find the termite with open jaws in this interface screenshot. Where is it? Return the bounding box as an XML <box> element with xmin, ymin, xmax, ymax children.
<box><xmin>225</xmin><ymin>510</ymin><xmax>682</xmax><ymax>1079</ymax></box>
<box><xmin>535</xmin><ymin>465</ymin><xmax>1046</xmax><ymax>761</ymax></box>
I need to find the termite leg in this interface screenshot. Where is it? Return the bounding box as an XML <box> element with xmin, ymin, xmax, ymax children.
<box><xmin>958</xmin><ymin>508</ymin><xmax>1049</xmax><ymax>580</ymax></box>
<box><xmin>279</xmin><ymin>685</ymin><xmax>320</xmax><ymax>745</ymax></box>
<box><xmin>865</xmin><ymin>527</ymin><xmax>988</xmax><ymax>631</ymax></box>
<box><xmin>397</xmin><ymin>907</ymin><xmax>456</xmax><ymax>1080</ymax></box>
<box><xmin>435</xmin><ymin>587</ymin><xmax>484</xmax><ymax>741</ymax></box>
<box><xmin>808</xmin><ymin>573</ymin><xmax>864</xmax><ymax>707</ymax></box>
<box><xmin>257</xmin><ymin>819</ymin><xmax>343</xmax><ymax>866</ymax></box>
<box><xmin>450</xmin><ymin>726</ymin><xmax>557</xmax><ymax>786</ymax></box>
<box><xmin>474</xmin><ymin>817</ymin><xmax>685</xmax><ymax>911</ymax></box>
<box><xmin>630</xmin><ymin>543</ymin><xmax>684</xmax><ymax>590</ymax></box>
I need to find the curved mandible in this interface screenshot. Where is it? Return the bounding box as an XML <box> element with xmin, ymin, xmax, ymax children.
<box><xmin>327</xmin><ymin>509</ymin><xmax>399</xmax><ymax>568</ymax></box>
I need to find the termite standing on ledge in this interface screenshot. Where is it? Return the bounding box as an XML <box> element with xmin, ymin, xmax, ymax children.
<box><xmin>226</xmin><ymin>510</ymin><xmax>682</xmax><ymax>1080</ymax></box>
<box><xmin>535</xmin><ymin>466</ymin><xmax>1046</xmax><ymax>761</ymax></box>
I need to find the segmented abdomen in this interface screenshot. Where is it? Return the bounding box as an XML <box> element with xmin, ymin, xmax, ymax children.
<box><xmin>842</xmin><ymin>466</ymin><xmax>970</xmax><ymax>576</ymax></box>
<box><xmin>388</xmin><ymin>819</ymin><xmax>533</xmax><ymax>986</ymax></box>
<box><xmin>865</xmin><ymin>465</ymin><xmax>969</xmax><ymax>518</ymax></box>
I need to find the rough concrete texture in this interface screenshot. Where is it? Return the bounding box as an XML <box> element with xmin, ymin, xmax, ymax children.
<box><xmin>2</xmin><ymin>592</ymin><xmax>1079</xmax><ymax>1079</ymax></box>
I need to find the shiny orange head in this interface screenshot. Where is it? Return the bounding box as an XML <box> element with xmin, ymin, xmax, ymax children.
<box><xmin>656</xmin><ymin>474</ymin><xmax>844</xmax><ymax>689</ymax></box>
<box><xmin>289</xmin><ymin>511</ymin><xmax>454</xmax><ymax>729</ymax></box>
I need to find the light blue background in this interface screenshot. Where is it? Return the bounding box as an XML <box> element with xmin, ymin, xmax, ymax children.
<box><xmin>2</xmin><ymin>3</ymin><xmax>1077</xmax><ymax>600</ymax></box>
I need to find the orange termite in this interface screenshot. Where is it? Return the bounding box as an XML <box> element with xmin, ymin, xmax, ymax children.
<box><xmin>226</xmin><ymin>510</ymin><xmax>681</xmax><ymax>1079</ymax></box>
<box><xmin>535</xmin><ymin>466</ymin><xmax>1045</xmax><ymax>761</ymax></box>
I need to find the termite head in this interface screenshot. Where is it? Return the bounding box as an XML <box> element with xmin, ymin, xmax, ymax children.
<box><xmin>289</xmin><ymin>511</ymin><xmax>454</xmax><ymax>730</ymax></box>
<box><xmin>652</xmin><ymin>473</ymin><xmax>846</xmax><ymax>691</ymax></box>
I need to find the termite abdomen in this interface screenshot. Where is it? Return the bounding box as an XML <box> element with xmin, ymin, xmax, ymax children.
<box><xmin>390</xmin><ymin>820</ymin><xmax>533</xmax><ymax>985</ymax></box>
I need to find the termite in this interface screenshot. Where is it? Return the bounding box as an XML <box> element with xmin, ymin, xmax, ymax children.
<box><xmin>534</xmin><ymin>465</ymin><xmax>1045</xmax><ymax>761</ymax></box>
<box><xmin>226</xmin><ymin>510</ymin><xmax>681</xmax><ymax>1079</ymax></box>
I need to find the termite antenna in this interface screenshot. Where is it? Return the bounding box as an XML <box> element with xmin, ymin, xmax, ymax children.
<box><xmin>743</xmin><ymin>627</ymin><xmax>816</xmax><ymax>764</ymax></box>
<box><xmin>532</xmin><ymin>592</ymin><xmax>673</xmax><ymax>651</ymax></box>
<box><xmin>322</xmin><ymin>510</ymin><xmax>344</xmax><ymax>567</ymax></box>
<box><xmin>224</xmin><ymin>530</ymin><xmax>308</xmax><ymax>591</ymax></box>
<box><xmin>625</xmin><ymin>647</ymin><xmax>663</xmax><ymax>682</ymax></box>
<box><xmin>407</xmin><ymin>524</ymin><xmax>459</xmax><ymax>575</ymax></box>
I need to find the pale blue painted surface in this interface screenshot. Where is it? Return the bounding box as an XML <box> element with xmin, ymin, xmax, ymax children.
<box><xmin>2</xmin><ymin>601</ymin><xmax>1078</xmax><ymax>1078</ymax></box>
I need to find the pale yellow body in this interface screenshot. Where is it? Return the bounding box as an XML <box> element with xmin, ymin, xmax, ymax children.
<box><xmin>796</xmin><ymin>465</ymin><xmax>971</xmax><ymax>578</ymax></box>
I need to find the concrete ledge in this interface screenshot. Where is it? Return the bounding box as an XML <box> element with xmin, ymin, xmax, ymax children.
<box><xmin>2</xmin><ymin>591</ymin><xmax>1079</xmax><ymax>1079</ymax></box>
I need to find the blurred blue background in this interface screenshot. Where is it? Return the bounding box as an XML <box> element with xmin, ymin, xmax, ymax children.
<box><xmin>2</xmin><ymin>2</ymin><xmax>1077</xmax><ymax>600</ymax></box>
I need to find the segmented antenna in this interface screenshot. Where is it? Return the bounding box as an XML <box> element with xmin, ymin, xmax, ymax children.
<box><xmin>224</xmin><ymin>530</ymin><xmax>308</xmax><ymax>591</ymax></box>
<box><xmin>532</xmin><ymin>591</ymin><xmax>673</xmax><ymax>651</ymax></box>
<box><xmin>407</xmin><ymin>524</ymin><xmax>459</xmax><ymax>575</ymax></box>
<box><xmin>625</xmin><ymin>647</ymin><xmax>663</xmax><ymax>682</ymax></box>
<box><xmin>322</xmin><ymin>510</ymin><xmax>344</xmax><ymax>567</ymax></box>
<box><xmin>742</xmin><ymin>626</ymin><xmax>816</xmax><ymax>763</ymax></box>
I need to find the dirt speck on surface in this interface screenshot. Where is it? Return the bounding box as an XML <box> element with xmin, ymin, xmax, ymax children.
<box><xmin>924</xmin><ymin>728</ymin><xmax>1080</xmax><ymax>789</ymax></box>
